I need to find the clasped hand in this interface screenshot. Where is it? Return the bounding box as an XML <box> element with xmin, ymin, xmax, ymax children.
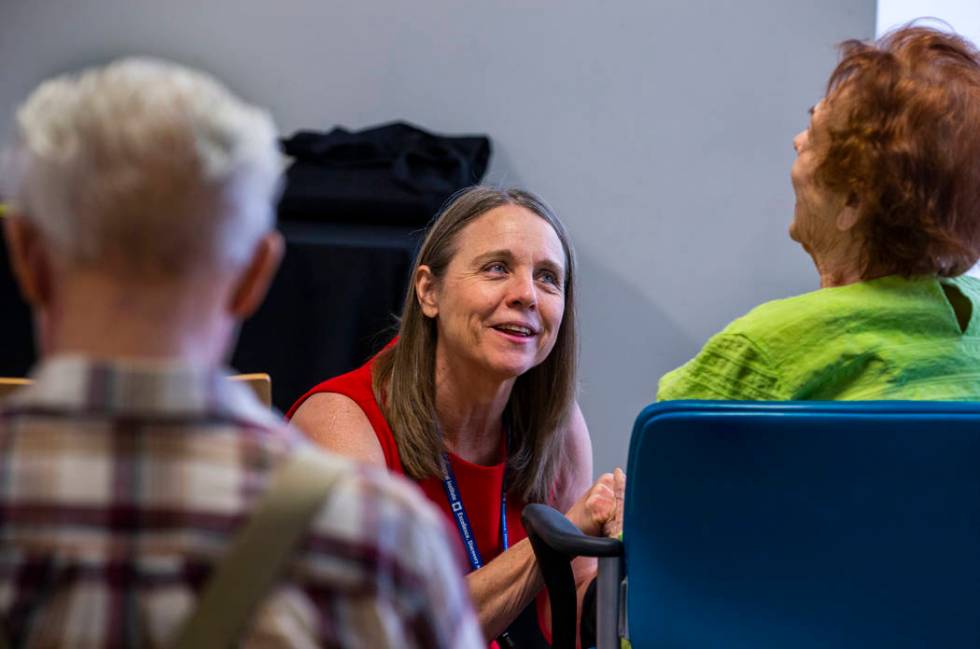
<box><xmin>564</xmin><ymin>467</ymin><xmax>626</xmax><ymax>538</ymax></box>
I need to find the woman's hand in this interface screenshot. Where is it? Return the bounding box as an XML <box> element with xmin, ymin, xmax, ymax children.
<box><xmin>563</xmin><ymin>467</ymin><xmax>626</xmax><ymax>537</ymax></box>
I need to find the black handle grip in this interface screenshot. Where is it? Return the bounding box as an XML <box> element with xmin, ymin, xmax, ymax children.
<box><xmin>521</xmin><ymin>504</ymin><xmax>624</xmax><ymax>649</ymax></box>
<box><xmin>522</xmin><ymin>504</ymin><xmax>624</xmax><ymax>558</ymax></box>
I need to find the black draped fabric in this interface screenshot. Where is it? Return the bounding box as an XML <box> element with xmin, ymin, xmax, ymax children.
<box><xmin>0</xmin><ymin>228</ymin><xmax>35</xmax><ymax>379</ymax></box>
<box><xmin>231</xmin><ymin>221</ymin><xmax>423</xmax><ymax>411</ymax></box>
<box><xmin>279</xmin><ymin>122</ymin><xmax>491</xmax><ymax>225</ymax></box>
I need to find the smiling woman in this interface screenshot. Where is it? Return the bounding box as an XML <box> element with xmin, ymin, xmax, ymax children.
<box><xmin>287</xmin><ymin>186</ymin><xmax>622</xmax><ymax>648</ymax></box>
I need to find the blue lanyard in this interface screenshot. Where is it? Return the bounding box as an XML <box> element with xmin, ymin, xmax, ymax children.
<box><xmin>440</xmin><ymin>435</ymin><xmax>518</xmax><ymax>649</ymax></box>
<box><xmin>440</xmin><ymin>440</ymin><xmax>509</xmax><ymax>572</ymax></box>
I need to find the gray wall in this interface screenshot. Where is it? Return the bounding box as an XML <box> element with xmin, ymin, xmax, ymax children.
<box><xmin>0</xmin><ymin>0</ymin><xmax>876</xmax><ymax>475</ymax></box>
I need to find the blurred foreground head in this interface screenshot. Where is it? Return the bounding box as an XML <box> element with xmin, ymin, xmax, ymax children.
<box><xmin>8</xmin><ymin>57</ymin><xmax>281</xmax><ymax>277</ymax></box>
<box><xmin>3</xmin><ymin>58</ymin><xmax>284</xmax><ymax>360</ymax></box>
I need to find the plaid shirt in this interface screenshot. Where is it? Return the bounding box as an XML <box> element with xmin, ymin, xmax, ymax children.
<box><xmin>0</xmin><ymin>356</ymin><xmax>483</xmax><ymax>648</ymax></box>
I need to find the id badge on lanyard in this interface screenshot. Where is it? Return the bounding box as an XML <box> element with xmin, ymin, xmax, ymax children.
<box><xmin>440</xmin><ymin>455</ymin><xmax>509</xmax><ymax>569</ymax></box>
<box><xmin>440</xmin><ymin>440</ymin><xmax>517</xmax><ymax>649</ymax></box>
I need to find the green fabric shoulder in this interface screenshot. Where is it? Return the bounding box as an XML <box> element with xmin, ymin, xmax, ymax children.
<box><xmin>657</xmin><ymin>331</ymin><xmax>784</xmax><ymax>400</ymax></box>
<box><xmin>658</xmin><ymin>275</ymin><xmax>980</xmax><ymax>402</ymax></box>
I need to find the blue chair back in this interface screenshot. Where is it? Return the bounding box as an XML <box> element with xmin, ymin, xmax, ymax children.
<box><xmin>624</xmin><ymin>401</ymin><xmax>980</xmax><ymax>648</ymax></box>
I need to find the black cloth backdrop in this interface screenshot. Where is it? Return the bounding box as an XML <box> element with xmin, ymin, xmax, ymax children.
<box><xmin>231</xmin><ymin>221</ymin><xmax>422</xmax><ymax>411</ymax></box>
<box><xmin>279</xmin><ymin>121</ymin><xmax>491</xmax><ymax>225</ymax></box>
<box><xmin>0</xmin><ymin>227</ymin><xmax>35</xmax><ymax>379</ymax></box>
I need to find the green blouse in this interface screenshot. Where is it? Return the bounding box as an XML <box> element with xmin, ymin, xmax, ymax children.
<box><xmin>657</xmin><ymin>275</ymin><xmax>980</xmax><ymax>401</ymax></box>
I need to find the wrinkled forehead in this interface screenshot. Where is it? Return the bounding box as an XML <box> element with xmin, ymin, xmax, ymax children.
<box><xmin>453</xmin><ymin>205</ymin><xmax>567</xmax><ymax>270</ymax></box>
<box><xmin>805</xmin><ymin>95</ymin><xmax>849</xmax><ymax>148</ymax></box>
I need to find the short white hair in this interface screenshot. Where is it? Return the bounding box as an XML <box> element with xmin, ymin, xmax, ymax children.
<box><xmin>6</xmin><ymin>57</ymin><xmax>281</xmax><ymax>278</ymax></box>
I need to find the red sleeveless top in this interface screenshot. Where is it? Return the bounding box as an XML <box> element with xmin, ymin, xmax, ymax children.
<box><xmin>286</xmin><ymin>356</ymin><xmax>530</xmax><ymax>569</ymax></box>
<box><xmin>288</xmin><ymin>353</ymin><xmax>553</xmax><ymax>646</ymax></box>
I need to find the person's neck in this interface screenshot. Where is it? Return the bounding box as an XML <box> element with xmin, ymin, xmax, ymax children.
<box><xmin>434</xmin><ymin>345</ymin><xmax>514</xmax><ymax>466</ymax></box>
<box><xmin>817</xmin><ymin>265</ymin><xmax>864</xmax><ymax>288</ymax></box>
<box><xmin>39</xmin><ymin>273</ymin><xmax>234</xmax><ymax>366</ymax></box>
<box><xmin>811</xmin><ymin>241</ymin><xmax>866</xmax><ymax>289</ymax></box>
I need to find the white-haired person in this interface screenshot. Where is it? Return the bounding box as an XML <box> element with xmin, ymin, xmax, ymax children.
<box><xmin>0</xmin><ymin>58</ymin><xmax>483</xmax><ymax>648</ymax></box>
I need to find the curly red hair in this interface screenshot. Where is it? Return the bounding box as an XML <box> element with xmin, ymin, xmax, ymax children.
<box><xmin>816</xmin><ymin>25</ymin><xmax>980</xmax><ymax>278</ymax></box>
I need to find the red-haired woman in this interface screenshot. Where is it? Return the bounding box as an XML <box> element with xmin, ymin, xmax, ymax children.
<box><xmin>660</xmin><ymin>25</ymin><xmax>980</xmax><ymax>401</ymax></box>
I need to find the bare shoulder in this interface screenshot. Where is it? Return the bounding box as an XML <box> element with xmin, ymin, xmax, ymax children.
<box><xmin>553</xmin><ymin>401</ymin><xmax>594</xmax><ymax>511</ymax></box>
<box><xmin>290</xmin><ymin>392</ymin><xmax>387</xmax><ymax>467</ymax></box>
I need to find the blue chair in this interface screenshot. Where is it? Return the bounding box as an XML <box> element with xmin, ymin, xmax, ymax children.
<box><xmin>523</xmin><ymin>401</ymin><xmax>980</xmax><ymax>649</ymax></box>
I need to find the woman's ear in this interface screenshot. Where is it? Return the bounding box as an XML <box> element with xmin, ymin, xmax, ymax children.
<box><xmin>836</xmin><ymin>193</ymin><xmax>861</xmax><ymax>232</ymax></box>
<box><xmin>415</xmin><ymin>265</ymin><xmax>439</xmax><ymax>318</ymax></box>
